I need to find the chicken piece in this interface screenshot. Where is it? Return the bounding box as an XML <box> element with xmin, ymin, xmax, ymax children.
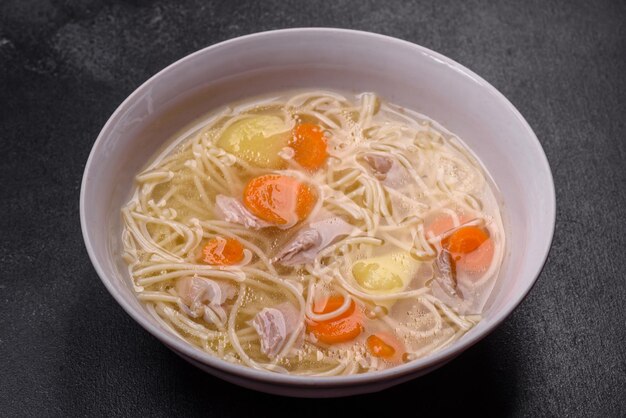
<box><xmin>434</xmin><ymin>250</ymin><xmax>463</xmax><ymax>299</ymax></box>
<box><xmin>363</xmin><ymin>153</ymin><xmax>409</xmax><ymax>189</ymax></box>
<box><xmin>363</xmin><ymin>154</ymin><xmax>393</xmax><ymax>180</ymax></box>
<box><xmin>176</xmin><ymin>276</ymin><xmax>235</xmax><ymax>309</ymax></box>
<box><xmin>252</xmin><ymin>302</ymin><xmax>301</xmax><ymax>358</ymax></box>
<box><xmin>214</xmin><ymin>195</ymin><xmax>272</xmax><ymax>229</ymax></box>
<box><xmin>175</xmin><ymin>276</ymin><xmax>236</xmax><ymax>325</ymax></box>
<box><xmin>274</xmin><ymin>230</ymin><xmax>320</xmax><ymax>264</ymax></box>
<box><xmin>273</xmin><ymin>217</ymin><xmax>354</xmax><ymax>266</ymax></box>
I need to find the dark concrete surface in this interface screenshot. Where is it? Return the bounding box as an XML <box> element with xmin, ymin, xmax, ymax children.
<box><xmin>1</xmin><ymin>0</ymin><xmax>625</xmax><ymax>416</ymax></box>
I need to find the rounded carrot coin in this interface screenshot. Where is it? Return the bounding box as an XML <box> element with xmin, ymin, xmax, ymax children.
<box><xmin>307</xmin><ymin>296</ymin><xmax>363</xmax><ymax>344</ymax></box>
<box><xmin>289</xmin><ymin>123</ymin><xmax>328</xmax><ymax>171</ymax></box>
<box><xmin>243</xmin><ymin>174</ymin><xmax>316</xmax><ymax>225</ymax></box>
<box><xmin>201</xmin><ymin>237</ymin><xmax>244</xmax><ymax>265</ymax></box>
<box><xmin>456</xmin><ymin>239</ymin><xmax>495</xmax><ymax>275</ymax></box>
<box><xmin>443</xmin><ymin>226</ymin><xmax>489</xmax><ymax>254</ymax></box>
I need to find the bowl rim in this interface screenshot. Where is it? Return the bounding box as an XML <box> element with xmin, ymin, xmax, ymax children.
<box><xmin>80</xmin><ymin>27</ymin><xmax>556</xmax><ymax>387</ymax></box>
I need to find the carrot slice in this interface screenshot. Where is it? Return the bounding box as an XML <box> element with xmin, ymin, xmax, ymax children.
<box><xmin>443</xmin><ymin>226</ymin><xmax>494</xmax><ymax>276</ymax></box>
<box><xmin>366</xmin><ymin>332</ymin><xmax>405</xmax><ymax>361</ymax></box>
<box><xmin>366</xmin><ymin>334</ymin><xmax>394</xmax><ymax>358</ymax></box>
<box><xmin>427</xmin><ymin>214</ymin><xmax>494</xmax><ymax>277</ymax></box>
<box><xmin>243</xmin><ymin>174</ymin><xmax>316</xmax><ymax>225</ymax></box>
<box><xmin>290</xmin><ymin>123</ymin><xmax>328</xmax><ymax>171</ymax></box>
<box><xmin>307</xmin><ymin>296</ymin><xmax>363</xmax><ymax>344</ymax></box>
<box><xmin>201</xmin><ymin>237</ymin><xmax>244</xmax><ymax>265</ymax></box>
<box><xmin>457</xmin><ymin>239</ymin><xmax>495</xmax><ymax>274</ymax></box>
<box><xmin>443</xmin><ymin>226</ymin><xmax>489</xmax><ymax>254</ymax></box>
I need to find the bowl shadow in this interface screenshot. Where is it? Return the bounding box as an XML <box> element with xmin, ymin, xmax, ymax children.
<box><xmin>58</xmin><ymin>280</ymin><xmax>518</xmax><ymax>417</ymax></box>
<box><xmin>163</xmin><ymin>334</ymin><xmax>518</xmax><ymax>416</ymax></box>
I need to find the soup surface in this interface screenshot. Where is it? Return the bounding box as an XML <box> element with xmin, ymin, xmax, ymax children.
<box><xmin>121</xmin><ymin>90</ymin><xmax>505</xmax><ymax>375</ymax></box>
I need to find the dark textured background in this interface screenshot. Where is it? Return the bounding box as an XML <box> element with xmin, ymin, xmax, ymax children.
<box><xmin>1</xmin><ymin>0</ymin><xmax>625</xmax><ymax>416</ymax></box>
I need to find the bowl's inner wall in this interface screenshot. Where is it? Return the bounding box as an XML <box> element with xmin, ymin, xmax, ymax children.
<box><xmin>83</xmin><ymin>31</ymin><xmax>552</xmax><ymax>364</ymax></box>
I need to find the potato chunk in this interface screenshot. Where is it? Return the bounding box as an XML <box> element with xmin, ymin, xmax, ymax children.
<box><xmin>217</xmin><ymin>115</ymin><xmax>290</xmax><ymax>168</ymax></box>
<box><xmin>352</xmin><ymin>252</ymin><xmax>420</xmax><ymax>308</ymax></box>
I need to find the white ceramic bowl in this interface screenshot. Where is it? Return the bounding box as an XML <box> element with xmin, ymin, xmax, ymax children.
<box><xmin>80</xmin><ymin>28</ymin><xmax>555</xmax><ymax>397</ymax></box>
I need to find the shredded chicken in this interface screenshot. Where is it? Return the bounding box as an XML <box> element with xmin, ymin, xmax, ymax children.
<box><xmin>434</xmin><ymin>250</ymin><xmax>462</xmax><ymax>299</ymax></box>
<box><xmin>363</xmin><ymin>153</ymin><xmax>410</xmax><ymax>190</ymax></box>
<box><xmin>363</xmin><ymin>154</ymin><xmax>393</xmax><ymax>180</ymax></box>
<box><xmin>274</xmin><ymin>217</ymin><xmax>354</xmax><ymax>265</ymax></box>
<box><xmin>175</xmin><ymin>276</ymin><xmax>236</xmax><ymax>326</ymax></box>
<box><xmin>214</xmin><ymin>195</ymin><xmax>271</xmax><ymax>229</ymax></box>
<box><xmin>274</xmin><ymin>230</ymin><xmax>320</xmax><ymax>264</ymax></box>
<box><xmin>252</xmin><ymin>302</ymin><xmax>300</xmax><ymax>358</ymax></box>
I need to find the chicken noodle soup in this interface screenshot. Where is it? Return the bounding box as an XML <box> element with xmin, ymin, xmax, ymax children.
<box><xmin>121</xmin><ymin>90</ymin><xmax>505</xmax><ymax>375</ymax></box>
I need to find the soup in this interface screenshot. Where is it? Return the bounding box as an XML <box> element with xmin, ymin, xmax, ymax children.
<box><xmin>121</xmin><ymin>90</ymin><xmax>505</xmax><ymax>375</ymax></box>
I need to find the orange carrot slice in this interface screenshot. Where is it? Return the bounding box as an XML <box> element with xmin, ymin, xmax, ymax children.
<box><xmin>290</xmin><ymin>123</ymin><xmax>328</xmax><ymax>171</ymax></box>
<box><xmin>443</xmin><ymin>226</ymin><xmax>494</xmax><ymax>276</ymax></box>
<box><xmin>307</xmin><ymin>296</ymin><xmax>363</xmax><ymax>344</ymax></box>
<box><xmin>457</xmin><ymin>239</ymin><xmax>495</xmax><ymax>275</ymax></box>
<box><xmin>366</xmin><ymin>332</ymin><xmax>405</xmax><ymax>361</ymax></box>
<box><xmin>243</xmin><ymin>174</ymin><xmax>316</xmax><ymax>225</ymax></box>
<box><xmin>366</xmin><ymin>334</ymin><xmax>393</xmax><ymax>358</ymax></box>
<box><xmin>443</xmin><ymin>226</ymin><xmax>489</xmax><ymax>254</ymax></box>
<box><xmin>201</xmin><ymin>237</ymin><xmax>244</xmax><ymax>265</ymax></box>
<box><xmin>427</xmin><ymin>214</ymin><xmax>495</xmax><ymax>277</ymax></box>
